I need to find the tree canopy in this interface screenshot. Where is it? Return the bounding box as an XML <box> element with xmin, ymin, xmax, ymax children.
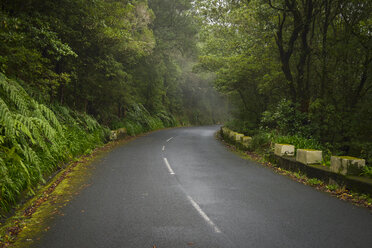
<box><xmin>195</xmin><ymin>0</ymin><xmax>372</xmax><ymax>162</ymax></box>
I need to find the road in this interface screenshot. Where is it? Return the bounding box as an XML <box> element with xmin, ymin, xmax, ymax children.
<box><xmin>29</xmin><ymin>126</ymin><xmax>372</xmax><ymax>248</ymax></box>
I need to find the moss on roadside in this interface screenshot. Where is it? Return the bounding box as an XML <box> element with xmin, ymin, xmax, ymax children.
<box><xmin>0</xmin><ymin>136</ymin><xmax>135</xmax><ymax>248</ymax></box>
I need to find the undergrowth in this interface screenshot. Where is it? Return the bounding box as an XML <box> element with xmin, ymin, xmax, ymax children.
<box><xmin>0</xmin><ymin>73</ymin><xmax>109</xmax><ymax>216</ymax></box>
<box><xmin>111</xmin><ymin>104</ymin><xmax>177</xmax><ymax>136</ymax></box>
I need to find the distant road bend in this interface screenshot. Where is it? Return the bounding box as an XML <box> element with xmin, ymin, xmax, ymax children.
<box><xmin>31</xmin><ymin>126</ymin><xmax>372</xmax><ymax>248</ymax></box>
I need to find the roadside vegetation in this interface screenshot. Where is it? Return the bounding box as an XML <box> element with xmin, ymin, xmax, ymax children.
<box><xmin>0</xmin><ymin>73</ymin><xmax>109</xmax><ymax>216</ymax></box>
<box><xmin>194</xmin><ymin>0</ymin><xmax>372</xmax><ymax>175</ymax></box>
<box><xmin>218</xmin><ymin>132</ymin><xmax>372</xmax><ymax>211</ymax></box>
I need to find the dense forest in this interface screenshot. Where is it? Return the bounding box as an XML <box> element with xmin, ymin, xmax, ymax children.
<box><xmin>0</xmin><ymin>0</ymin><xmax>371</xmax><ymax>215</ymax></box>
<box><xmin>195</xmin><ymin>0</ymin><xmax>372</xmax><ymax>163</ymax></box>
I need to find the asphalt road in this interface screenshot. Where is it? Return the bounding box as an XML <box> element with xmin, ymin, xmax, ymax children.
<box><xmin>30</xmin><ymin>126</ymin><xmax>372</xmax><ymax>248</ymax></box>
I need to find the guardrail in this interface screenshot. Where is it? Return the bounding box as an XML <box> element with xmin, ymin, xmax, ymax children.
<box><xmin>220</xmin><ymin>127</ymin><xmax>372</xmax><ymax>195</ymax></box>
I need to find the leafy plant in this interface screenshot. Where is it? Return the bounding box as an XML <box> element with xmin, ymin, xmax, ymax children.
<box><xmin>307</xmin><ymin>178</ymin><xmax>323</xmax><ymax>186</ymax></box>
<box><xmin>0</xmin><ymin>74</ymin><xmax>107</xmax><ymax>216</ymax></box>
<box><xmin>361</xmin><ymin>166</ymin><xmax>372</xmax><ymax>179</ymax></box>
<box><xmin>326</xmin><ymin>184</ymin><xmax>339</xmax><ymax>191</ymax></box>
<box><xmin>248</xmin><ymin>132</ymin><xmax>271</xmax><ymax>152</ymax></box>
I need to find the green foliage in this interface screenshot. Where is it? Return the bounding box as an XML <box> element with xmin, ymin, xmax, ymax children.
<box><xmin>271</xmin><ymin>134</ymin><xmax>323</xmax><ymax>151</ymax></box>
<box><xmin>326</xmin><ymin>184</ymin><xmax>339</xmax><ymax>191</ymax></box>
<box><xmin>307</xmin><ymin>178</ymin><xmax>323</xmax><ymax>186</ymax></box>
<box><xmin>0</xmin><ymin>74</ymin><xmax>107</xmax><ymax>216</ymax></box>
<box><xmin>196</xmin><ymin>0</ymin><xmax>372</xmax><ymax>163</ymax></box>
<box><xmin>225</xmin><ymin>119</ymin><xmax>257</xmax><ymax>137</ymax></box>
<box><xmin>361</xmin><ymin>166</ymin><xmax>372</xmax><ymax>179</ymax></box>
<box><xmin>248</xmin><ymin>132</ymin><xmax>271</xmax><ymax>153</ymax></box>
<box><xmin>261</xmin><ymin>99</ymin><xmax>313</xmax><ymax>137</ymax></box>
<box><xmin>0</xmin><ymin>0</ymin><xmax>228</xmax><ymax>129</ymax></box>
<box><xmin>115</xmin><ymin>103</ymin><xmax>178</xmax><ymax>136</ymax></box>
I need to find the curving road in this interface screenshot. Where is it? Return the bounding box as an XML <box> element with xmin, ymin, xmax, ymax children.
<box><xmin>30</xmin><ymin>126</ymin><xmax>372</xmax><ymax>248</ymax></box>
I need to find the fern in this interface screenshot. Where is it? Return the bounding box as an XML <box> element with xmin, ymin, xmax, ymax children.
<box><xmin>0</xmin><ymin>75</ymin><xmax>30</xmax><ymax>116</ymax></box>
<box><xmin>0</xmin><ymin>98</ymin><xmax>15</xmax><ymax>138</ymax></box>
<box><xmin>0</xmin><ymin>73</ymin><xmax>106</xmax><ymax>216</ymax></box>
<box><xmin>36</xmin><ymin>102</ymin><xmax>63</xmax><ymax>134</ymax></box>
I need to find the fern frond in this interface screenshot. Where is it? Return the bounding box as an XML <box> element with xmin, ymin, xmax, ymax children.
<box><xmin>14</xmin><ymin>114</ymin><xmax>35</xmax><ymax>144</ymax></box>
<box><xmin>35</xmin><ymin>101</ymin><xmax>63</xmax><ymax>134</ymax></box>
<box><xmin>0</xmin><ymin>98</ymin><xmax>15</xmax><ymax>138</ymax></box>
<box><xmin>0</xmin><ymin>75</ymin><xmax>30</xmax><ymax>116</ymax></box>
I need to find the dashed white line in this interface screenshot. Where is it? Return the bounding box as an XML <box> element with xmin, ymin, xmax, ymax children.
<box><xmin>166</xmin><ymin>137</ymin><xmax>173</xmax><ymax>142</ymax></box>
<box><xmin>162</xmin><ymin>146</ymin><xmax>165</xmax><ymax>151</ymax></box>
<box><xmin>187</xmin><ymin>195</ymin><xmax>221</xmax><ymax>233</ymax></box>
<box><xmin>163</xmin><ymin>157</ymin><xmax>175</xmax><ymax>175</ymax></box>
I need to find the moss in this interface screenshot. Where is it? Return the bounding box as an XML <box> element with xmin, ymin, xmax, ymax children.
<box><xmin>0</xmin><ymin>137</ymin><xmax>134</xmax><ymax>247</ymax></box>
<box><xmin>299</xmin><ymin>149</ymin><xmax>319</xmax><ymax>151</ymax></box>
<box><xmin>338</xmin><ymin>156</ymin><xmax>364</xmax><ymax>160</ymax></box>
<box><xmin>0</xmin><ymin>156</ymin><xmax>98</xmax><ymax>247</ymax></box>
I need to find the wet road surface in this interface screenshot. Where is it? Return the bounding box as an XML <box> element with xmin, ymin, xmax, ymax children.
<box><xmin>30</xmin><ymin>126</ymin><xmax>372</xmax><ymax>248</ymax></box>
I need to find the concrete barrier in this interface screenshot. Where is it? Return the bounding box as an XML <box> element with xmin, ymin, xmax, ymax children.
<box><xmin>234</xmin><ymin>133</ymin><xmax>244</xmax><ymax>142</ymax></box>
<box><xmin>241</xmin><ymin>136</ymin><xmax>252</xmax><ymax>147</ymax></box>
<box><xmin>110</xmin><ymin>127</ymin><xmax>127</xmax><ymax>141</ymax></box>
<box><xmin>296</xmin><ymin>149</ymin><xmax>322</xmax><ymax>165</ymax></box>
<box><xmin>330</xmin><ymin>156</ymin><xmax>365</xmax><ymax>176</ymax></box>
<box><xmin>274</xmin><ymin>144</ymin><xmax>295</xmax><ymax>157</ymax></box>
<box><xmin>271</xmin><ymin>154</ymin><xmax>372</xmax><ymax>195</ymax></box>
<box><xmin>220</xmin><ymin>127</ymin><xmax>252</xmax><ymax>148</ymax></box>
<box><xmin>221</xmin><ymin>126</ymin><xmax>372</xmax><ymax>194</ymax></box>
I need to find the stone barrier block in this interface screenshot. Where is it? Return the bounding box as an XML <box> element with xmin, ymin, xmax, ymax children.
<box><xmin>241</xmin><ymin>136</ymin><xmax>252</xmax><ymax>147</ymax></box>
<box><xmin>221</xmin><ymin>127</ymin><xmax>229</xmax><ymax>135</ymax></box>
<box><xmin>296</xmin><ymin>149</ymin><xmax>322</xmax><ymax>165</ymax></box>
<box><xmin>234</xmin><ymin>133</ymin><xmax>244</xmax><ymax>142</ymax></box>
<box><xmin>109</xmin><ymin>131</ymin><xmax>117</xmax><ymax>141</ymax></box>
<box><xmin>109</xmin><ymin>127</ymin><xmax>127</xmax><ymax>141</ymax></box>
<box><xmin>330</xmin><ymin>156</ymin><xmax>365</xmax><ymax>176</ymax></box>
<box><xmin>228</xmin><ymin>131</ymin><xmax>235</xmax><ymax>139</ymax></box>
<box><xmin>274</xmin><ymin>144</ymin><xmax>295</xmax><ymax>156</ymax></box>
<box><xmin>116</xmin><ymin>127</ymin><xmax>127</xmax><ymax>139</ymax></box>
<box><xmin>230</xmin><ymin>131</ymin><xmax>237</xmax><ymax>140</ymax></box>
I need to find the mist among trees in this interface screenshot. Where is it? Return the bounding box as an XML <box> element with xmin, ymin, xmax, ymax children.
<box><xmin>195</xmin><ymin>0</ymin><xmax>372</xmax><ymax>163</ymax></box>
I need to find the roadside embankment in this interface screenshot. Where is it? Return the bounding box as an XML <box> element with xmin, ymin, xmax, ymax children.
<box><xmin>219</xmin><ymin>127</ymin><xmax>372</xmax><ymax>203</ymax></box>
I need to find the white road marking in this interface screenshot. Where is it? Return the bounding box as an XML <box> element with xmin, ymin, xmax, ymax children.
<box><xmin>166</xmin><ymin>137</ymin><xmax>173</xmax><ymax>142</ymax></box>
<box><xmin>162</xmin><ymin>146</ymin><xmax>165</xmax><ymax>151</ymax></box>
<box><xmin>163</xmin><ymin>158</ymin><xmax>175</xmax><ymax>175</ymax></box>
<box><xmin>187</xmin><ymin>195</ymin><xmax>222</xmax><ymax>233</ymax></box>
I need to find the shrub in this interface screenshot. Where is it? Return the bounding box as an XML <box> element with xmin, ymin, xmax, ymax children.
<box><xmin>248</xmin><ymin>132</ymin><xmax>271</xmax><ymax>152</ymax></box>
<box><xmin>0</xmin><ymin>73</ymin><xmax>107</xmax><ymax>216</ymax></box>
<box><xmin>362</xmin><ymin>166</ymin><xmax>372</xmax><ymax>178</ymax></box>
<box><xmin>307</xmin><ymin>178</ymin><xmax>323</xmax><ymax>186</ymax></box>
<box><xmin>271</xmin><ymin>134</ymin><xmax>322</xmax><ymax>150</ymax></box>
<box><xmin>261</xmin><ymin>99</ymin><xmax>314</xmax><ymax>137</ymax></box>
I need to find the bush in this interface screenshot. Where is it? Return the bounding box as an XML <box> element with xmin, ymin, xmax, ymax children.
<box><xmin>271</xmin><ymin>133</ymin><xmax>323</xmax><ymax>150</ymax></box>
<box><xmin>0</xmin><ymin>74</ymin><xmax>107</xmax><ymax>216</ymax></box>
<box><xmin>362</xmin><ymin>166</ymin><xmax>372</xmax><ymax>178</ymax></box>
<box><xmin>119</xmin><ymin>103</ymin><xmax>177</xmax><ymax>136</ymax></box>
<box><xmin>261</xmin><ymin>99</ymin><xmax>314</xmax><ymax>137</ymax></box>
<box><xmin>248</xmin><ymin>132</ymin><xmax>271</xmax><ymax>152</ymax></box>
<box><xmin>225</xmin><ymin>119</ymin><xmax>257</xmax><ymax>136</ymax></box>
